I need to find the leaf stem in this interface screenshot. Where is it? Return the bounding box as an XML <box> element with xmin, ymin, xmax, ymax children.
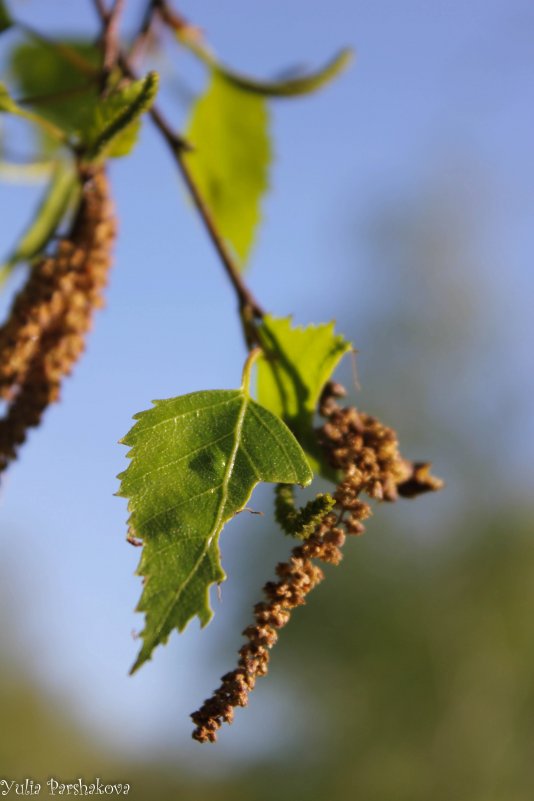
<box><xmin>17</xmin><ymin>22</ymin><xmax>100</xmax><ymax>77</ymax></box>
<box><xmin>16</xmin><ymin>81</ymin><xmax>99</xmax><ymax>108</ymax></box>
<box><xmin>158</xmin><ymin>2</ymin><xmax>353</xmax><ymax>99</ymax></box>
<box><xmin>127</xmin><ymin>0</ymin><xmax>160</xmax><ymax>64</ymax></box>
<box><xmin>20</xmin><ymin>109</ymin><xmax>70</xmax><ymax>147</ymax></box>
<box><xmin>168</xmin><ymin>143</ymin><xmax>265</xmax><ymax>319</ymax></box>
<box><xmin>241</xmin><ymin>348</ymin><xmax>261</xmax><ymax>394</ymax></box>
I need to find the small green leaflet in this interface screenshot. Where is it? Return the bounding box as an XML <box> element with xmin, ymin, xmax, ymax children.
<box><xmin>179</xmin><ymin>26</ymin><xmax>353</xmax><ymax>97</ymax></box>
<box><xmin>0</xmin><ymin>161</ymin><xmax>79</xmax><ymax>286</ymax></box>
<box><xmin>0</xmin><ymin>81</ymin><xmax>18</xmax><ymax>113</ymax></box>
<box><xmin>0</xmin><ymin>81</ymin><xmax>67</xmax><ymax>144</ymax></box>
<box><xmin>257</xmin><ymin>316</ymin><xmax>351</xmax><ymax>475</ymax></box>
<box><xmin>8</xmin><ymin>40</ymin><xmax>101</xmax><ymax>149</ymax></box>
<box><xmin>84</xmin><ymin>72</ymin><xmax>159</xmax><ymax>160</ymax></box>
<box><xmin>0</xmin><ymin>159</ymin><xmax>56</xmax><ymax>183</ymax></box>
<box><xmin>0</xmin><ymin>0</ymin><xmax>12</xmax><ymax>33</ymax></box>
<box><xmin>118</xmin><ymin>354</ymin><xmax>312</xmax><ymax>672</ymax></box>
<box><xmin>3</xmin><ymin>52</ymin><xmax>157</xmax><ymax>160</ymax></box>
<box><xmin>185</xmin><ymin>72</ymin><xmax>271</xmax><ymax>266</ymax></box>
<box><xmin>212</xmin><ymin>49</ymin><xmax>353</xmax><ymax>98</ymax></box>
<box><xmin>9</xmin><ymin>42</ymin><xmax>156</xmax><ymax>159</ymax></box>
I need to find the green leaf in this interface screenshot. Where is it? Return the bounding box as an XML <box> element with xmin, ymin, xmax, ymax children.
<box><xmin>213</xmin><ymin>49</ymin><xmax>354</xmax><ymax>98</ymax></box>
<box><xmin>185</xmin><ymin>72</ymin><xmax>271</xmax><ymax>265</ymax></box>
<box><xmin>84</xmin><ymin>72</ymin><xmax>159</xmax><ymax>161</ymax></box>
<box><xmin>118</xmin><ymin>355</ymin><xmax>312</xmax><ymax>672</ymax></box>
<box><xmin>0</xmin><ymin>80</ymin><xmax>68</xmax><ymax>144</ymax></box>
<box><xmin>180</xmin><ymin>28</ymin><xmax>353</xmax><ymax>98</ymax></box>
<box><xmin>8</xmin><ymin>39</ymin><xmax>101</xmax><ymax>147</ymax></box>
<box><xmin>8</xmin><ymin>37</ymin><xmax>157</xmax><ymax>158</ymax></box>
<box><xmin>0</xmin><ymin>0</ymin><xmax>12</xmax><ymax>33</ymax></box>
<box><xmin>257</xmin><ymin>316</ymin><xmax>351</xmax><ymax>475</ymax></box>
<box><xmin>0</xmin><ymin>159</ymin><xmax>57</xmax><ymax>183</ymax></box>
<box><xmin>0</xmin><ymin>80</ymin><xmax>19</xmax><ymax>114</ymax></box>
<box><xmin>0</xmin><ymin>161</ymin><xmax>79</xmax><ymax>286</ymax></box>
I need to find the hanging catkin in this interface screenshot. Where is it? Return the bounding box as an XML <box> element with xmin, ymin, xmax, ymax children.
<box><xmin>191</xmin><ymin>381</ymin><xmax>443</xmax><ymax>743</ymax></box>
<box><xmin>0</xmin><ymin>169</ymin><xmax>116</xmax><ymax>474</ymax></box>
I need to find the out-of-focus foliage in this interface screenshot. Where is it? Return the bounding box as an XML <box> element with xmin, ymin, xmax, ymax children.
<box><xmin>1</xmin><ymin>163</ymin><xmax>529</xmax><ymax>800</ymax></box>
<box><xmin>0</xmin><ymin>78</ymin><xmax>65</xmax><ymax>143</ymax></box>
<box><xmin>9</xmin><ymin>39</ymin><xmax>100</xmax><ymax>147</ymax></box>
<box><xmin>277</xmin><ymin>509</ymin><xmax>534</xmax><ymax>801</ymax></box>
<box><xmin>0</xmin><ymin>0</ymin><xmax>11</xmax><ymax>34</ymax></box>
<box><xmin>0</xmin><ymin>160</ymin><xmax>78</xmax><ymax>284</ymax></box>
<box><xmin>185</xmin><ymin>72</ymin><xmax>271</xmax><ymax>266</ymax></box>
<box><xmin>6</xmin><ymin>40</ymin><xmax>158</xmax><ymax>160</ymax></box>
<box><xmin>183</xmin><ymin>45</ymin><xmax>352</xmax><ymax>268</ymax></box>
<box><xmin>0</xmin><ymin>1</ymin><xmax>530</xmax><ymax>796</ymax></box>
<box><xmin>192</xmin><ymin>44</ymin><xmax>353</xmax><ymax>97</ymax></box>
<box><xmin>257</xmin><ymin>315</ymin><xmax>351</xmax><ymax>475</ymax></box>
<box><xmin>2</xmin><ymin>507</ymin><xmax>534</xmax><ymax>800</ymax></box>
<box><xmin>84</xmin><ymin>72</ymin><xmax>159</xmax><ymax>160</ymax></box>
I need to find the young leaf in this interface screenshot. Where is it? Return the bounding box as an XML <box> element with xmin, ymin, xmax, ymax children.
<box><xmin>0</xmin><ymin>159</ymin><xmax>56</xmax><ymax>183</ymax></box>
<box><xmin>257</xmin><ymin>316</ymin><xmax>351</xmax><ymax>475</ymax></box>
<box><xmin>0</xmin><ymin>161</ymin><xmax>79</xmax><ymax>286</ymax></box>
<box><xmin>8</xmin><ymin>39</ymin><xmax>100</xmax><ymax>149</ymax></box>
<box><xmin>185</xmin><ymin>72</ymin><xmax>271</xmax><ymax>266</ymax></box>
<box><xmin>213</xmin><ymin>49</ymin><xmax>353</xmax><ymax>98</ymax></box>
<box><xmin>179</xmin><ymin>25</ymin><xmax>352</xmax><ymax>97</ymax></box>
<box><xmin>84</xmin><ymin>72</ymin><xmax>159</xmax><ymax>161</ymax></box>
<box><xmin>118</xmin><ymin>357</ymin><xmax>312</xmax><ymax>672</ymax></box>
<box><xmin>0</xmin><ymin>0</ymin><xmax>12</xmax><ymax>33</ymax></box>
<box><xmin>0</xmin><ymin>81</ymin><xmax>18</xmax><ymax>113</ymax></box>
<box><xmin>0</xmin><ymin>80</ymin><xmax>68</xmax><ymax>144</ymax></box>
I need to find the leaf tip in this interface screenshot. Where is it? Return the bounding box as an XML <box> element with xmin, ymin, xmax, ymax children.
<box><xmin>299</xmin><ymin>463</ymin><xmax>314</xmax><ymax>488</ymax></box>
<box><xmin>129</xmin><ymin>656</ymin><xmax>144</xmax><ymax>676</ymax></box>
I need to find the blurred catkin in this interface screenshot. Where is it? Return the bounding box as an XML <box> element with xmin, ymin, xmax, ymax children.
<box><xmin>0</xmin><ymin>169</ymin><xmax>116</xmax><ymax>474</ymax></box>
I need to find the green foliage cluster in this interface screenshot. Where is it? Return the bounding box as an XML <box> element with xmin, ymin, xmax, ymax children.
<box><xmin>118</xmin><ymin>315</ymin><xmax>356</xmax><ymax>669</ymax></box>
<box><xmin>3</xmin><ymin>509</ymin><xmax>533</xmax><ymax>798</ymax></box>
<box><xmin>0</xmin><ymin>4</ymin><xmax>351</xmax><ymax>279</ymax></box>
<box><xmin>0</xmin><ymin>0</ymin><xmax>355</xmax><ymax>683</ymax></box>
<box><xmin>257</xmin><ymin>315</ymin><xmax>352</xmax><ymax>474</ymax></box>
<box><xmin>118</xmin><ymin>352</ymin><xmax>313</xmax><ymax>671</ymax></box>
<box><xmin>184</xmin><ymin>49</ymin><xmax>352</xmax><ymax>265</ymax></box>
<box><xmin>0</xmin><ymin>0</ymin><xmax>442</xmax><ymax>748</ymax></box>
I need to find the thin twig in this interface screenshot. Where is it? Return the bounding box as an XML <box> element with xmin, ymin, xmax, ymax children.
<box><xmin>17</xmin><ymin>81</ymin><xmax>99</xmax><ymax>108</ymax></box>
<box><xmin>18</xmin><ymin>22</ymin><xmax>100</xmax><ymax>76</ymax></box>
<box><xmin>92</xmin><ymin>0</ymin><xmax>125</xmax><ymax>91</ymax></box>
<box><xmin>91</xmin><ymin>0</ymin><xmax>109</xmax><ymax>18</ymax></box>
<box><xmin>123</xmin><ymin>52</ymin><xmax>262</xmax><ymax>313</ymax></box>
<box><xmin>104</xmin><ymin>0</ymin><xmax>125</xmax><ymax>80</ymax></box>
<box><xmin>127</xmin><ymin>0</ymin><xmax>160</xmax><ymax>64</ymax></box>
<box><xmin>99</xmin><ymin>0</ymin><xmax>265</xmax><ymax>321</ymax></box>
<box><xmin>157</xmin><ymin>0</ymin><xmax>193</xmax><ymax>36</ymax></box>
<box><xmin>170</xmin><ymin>144</ymin><xmax>265</xmax><ymax>319</ymax></box>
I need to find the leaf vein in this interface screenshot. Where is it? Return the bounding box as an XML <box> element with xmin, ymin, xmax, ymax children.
<box><xmin>249</xmin><ymin>403</ymin><xmax>297</xmax><ymax>481</ymax></box>
<box><xmin>126</xmin><ymin>431</ymin><xmax>234</xmax><ymax>486</ymax></box>
<box><xmin>139</xmin><ymin>483</ymin><xmax>223</xmax><ymax>528</ymax></box>
<box><xmin>147</xmin><ymin>394</ymin><xmax>249</xmax><ymax>645</ymax></box>
<box><xmin>133</xmin><ymin>395</ymin><xmax>239</xmax><ymax>436</ymax></box>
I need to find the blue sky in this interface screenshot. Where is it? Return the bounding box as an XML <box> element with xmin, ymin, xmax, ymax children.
<box><xmin>0</xmin><ymin>0</ymin><xmax>532</xmax><ymax>767</ymax></box>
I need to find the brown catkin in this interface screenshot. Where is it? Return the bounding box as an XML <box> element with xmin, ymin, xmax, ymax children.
<box><xmin>0</xmin><ymin>169</ymin><xmax>116</xmax><ymax>474</ymax></box>
<box><xmin>191</xmin><ymin>381</ymin><xmax>443</xmax><ymax>743</ymax></box>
